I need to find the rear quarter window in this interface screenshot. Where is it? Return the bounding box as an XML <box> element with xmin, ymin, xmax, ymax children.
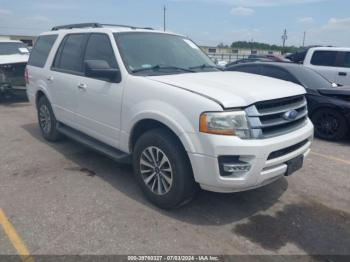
<box><xmin>310</xmin><ymin>51</ymin><xmax>337</xmax><ymax>67</ymax></box>
<box><xmin>28</xmin><ymin>35</ymin><xmax>58</xmax><ymax>68</ymax></box>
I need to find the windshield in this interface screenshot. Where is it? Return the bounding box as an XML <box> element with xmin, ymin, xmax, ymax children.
<box><xmin>0</xmin><ymin>42</ymin><xmax>29</xmax><ymax>55</ymax></box>
<box><xmin>114</xmin><ymin>32</ymin><xmax>219</xmax><ymax>75</ymax></box>
<box><xmin>292</xmin><ymin>66</ymin><xmax>333</xmax><ymax>89</ymax></box>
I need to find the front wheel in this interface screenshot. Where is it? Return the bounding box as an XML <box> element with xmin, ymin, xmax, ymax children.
<box><xmin>311</xmin><ymin>108</ymin><xmax>349</xmax><ymax>141</ymax></box>
<box><xmin>133</xmin><ymin>129</ymin><xmax>197</xmax><ymax>209</ymax></box>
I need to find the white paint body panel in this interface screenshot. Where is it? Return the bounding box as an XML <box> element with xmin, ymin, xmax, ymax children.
<box><xmin>27</xmin><ymin>27</ymin><xmax>313</xmax><ymax>193</ymax></box>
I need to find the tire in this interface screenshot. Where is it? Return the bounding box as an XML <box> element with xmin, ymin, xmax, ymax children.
<box><xmin>133</xmin><ymin>128</ymin><xmax>197</xmax><ymax>209</ymax></box>
<box><xmin>311</xmin><ymin>108</ymin><xmax>349</xmax><ymax>141</ymax></box>
<box><xmin>37</xmin><ymin>96</ymin><xmax>63</xmax><ymax>142</ymax></box>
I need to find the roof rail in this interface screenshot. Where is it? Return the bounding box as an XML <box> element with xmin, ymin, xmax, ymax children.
<box><xmin>101</xmin><ymin>24</ymin><xmax>154</xmax><ymax>30</ymax></box>
<box><xmin>51</xmin><ymin>23</ymin><xmax>102</xmax><ymax>31</ymax></box>
<box><xmin>51</xmin><ymin>23</ymin><xmax>154</xmax><ymax>31</ymax></box>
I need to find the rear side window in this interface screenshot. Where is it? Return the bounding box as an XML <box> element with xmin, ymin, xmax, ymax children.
<box><xmin>261</xmin><ymin>66</ymin><xmax>298</xmax><ymax>83</ymax></box>
<box><xmin>84</xmin><ymin>34</ymin><xmax>118</xmax><ymax>69</ymax></box>
<box><xmin>311</xmin><ymin>51</ymin><xmax>337</xmax><ymax>67</ymax></box>
<box><xmin>53</xmin><ymin>34</ymin><xmax>88</xmax><ymax>73</ymax></box>
<box><xmin>232</xmin><ymin>65</ymin><xmax>261</xmax><ymax>75</ymax></box>
<box><xmin>340</xmin><ymin>52</ymin><xmax>350</xmax><ymax>68</ymax></box>
<box><xmin>28</xmin><ymin>35</ymin><xmax>57</xmax><ymax>68</ymax></box>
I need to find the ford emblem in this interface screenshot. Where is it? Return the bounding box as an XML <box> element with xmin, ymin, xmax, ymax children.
<box><xmin>283</xmin><ymin>110</ymin><xmax>298</xmax><ymax>121</ymax></box>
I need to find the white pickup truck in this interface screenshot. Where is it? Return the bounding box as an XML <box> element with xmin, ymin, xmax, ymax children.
<box><xmin>304</xmin><ymin>47</ymin><xmax>350</xmax><ymax>86</ymax></box>
<box><xmin>26</xmin><ymin>23</ymin><xmax>314</xmax><ymax>208</ymax></box>
<box><xmin>0</xmin><ymin>40</ymin><xmax>29</xmax><ymax>100</ymax></box>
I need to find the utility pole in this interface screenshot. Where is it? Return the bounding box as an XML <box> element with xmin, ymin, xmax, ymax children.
<box><xmin>302</xmin><ymin>31</ymin><xmax>306</xmax><ymax>47</ymax></box>
<box><xmin>163</xmin><ymin>5</ymin><xmax>166</xmax><ymax>32</ymax></box>
<box><xmin>281</xmin><ymin>29</ymin><xmax>288</xmax><ymax>53</ymax></box>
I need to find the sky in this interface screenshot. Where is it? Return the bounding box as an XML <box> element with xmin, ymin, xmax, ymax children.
<box><xmin>0</xmin><ymin>0</ymin><xmax>349</xmax><ymax>47</ymax></box>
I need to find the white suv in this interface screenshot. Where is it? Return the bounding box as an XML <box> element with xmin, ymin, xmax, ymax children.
<box><xmin>26</xmin><ymin>23</ymin><xmax>313</xmax><ymax>208</ymax></box>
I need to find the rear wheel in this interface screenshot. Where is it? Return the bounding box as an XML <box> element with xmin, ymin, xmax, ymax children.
<box><xmin>311</xmin><ymin>108</ymin><xmax>349</xmax><ymax>141</ymax></box>
<box><xmin>37</xmin><ymin>96</ymin><xmax>63</xmax><ymax>142</ymax></box>
<box><xmin>133</xmin><ymin>128</ymin><xmax>197</xmax><ymax>209</ymax></box>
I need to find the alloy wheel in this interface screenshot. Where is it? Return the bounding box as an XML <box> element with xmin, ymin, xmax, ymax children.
<box><xmin>39</xmin><ymin>104</ymin><xmax>52</xmax><ymax>134</ymax></box>
<box><xmin>139</xmin><ymin>146</ymin><xmax>173</xmax><ymax>195</ymax></box>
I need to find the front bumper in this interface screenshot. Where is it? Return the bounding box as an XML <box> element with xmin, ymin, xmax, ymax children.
<box><xmin>187</xmin><ymin>118</ymin><xmax>314</xmax><ymax>193</ymax></box>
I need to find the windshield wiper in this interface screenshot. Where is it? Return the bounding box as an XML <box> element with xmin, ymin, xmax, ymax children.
<box><xmin>132</xmin><ymin>64</ymin><xmax>195</xmax><ymax>73</ymax></box>
<box><xmin>189</xmin><ymin>64</ymin><xmax>222</xmax><ymax>70</ymax></box>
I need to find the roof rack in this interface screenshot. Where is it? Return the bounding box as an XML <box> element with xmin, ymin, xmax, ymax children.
<box><xmin>51</xmin><ymin>23</ymin><xmax>154</xmax><ymax>31</ymax></box>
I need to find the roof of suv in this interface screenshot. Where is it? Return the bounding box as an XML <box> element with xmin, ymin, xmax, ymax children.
<box><xmin>40</xmin><ymin>23</ymin><xmax>182</xmax><ymax>37</ymax></box>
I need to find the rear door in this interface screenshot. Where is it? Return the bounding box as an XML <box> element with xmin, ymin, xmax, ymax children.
<box><xmin>305</xmin><ymin>50</ymin><xmax>339</xmax><ymax>84</ymax></box>
<box><xmin>335</xmin><ymin>51</ymin><xmax>350</xmax><ymax>86</ymax></box>
<box><xmin>75</xmin><ymin>33</ymin><xmax>123</xmax><ymax>148</ymax></box>
<box><xmin>26</xmin><ymin>34</ymin><xmax>58</xmax><ymax>104</ymax></box>
<box><xmin>49</xmin><ymin>33</ymin><xmax>89</xmax><ymax>127</ymax></box>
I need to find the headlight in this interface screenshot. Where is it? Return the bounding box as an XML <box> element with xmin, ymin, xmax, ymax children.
<box><xmin>199</xmin><ymin>111</ymin><xmax>251</xmax><ymax>138</ymax></box>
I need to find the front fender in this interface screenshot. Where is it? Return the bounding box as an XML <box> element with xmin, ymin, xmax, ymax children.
<box><xmin>120</xmin><ymin>100</ymin><xmax>198</xmax><ymax>154</ymax></box>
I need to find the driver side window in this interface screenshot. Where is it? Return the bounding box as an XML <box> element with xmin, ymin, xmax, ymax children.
<box><xmin>83</xmin><ymin>34</ymin><xmax>119</xmax><ymax>81</ymax></box>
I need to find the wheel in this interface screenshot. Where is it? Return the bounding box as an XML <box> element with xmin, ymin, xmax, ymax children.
<box><xmin>311</xmin><ymin>108</ymin><xmax>349</xmax><ymax>141</ymax></box>
<box><xmin>133</xmin><ymin>128</ymin><xmax>197</xmax><ymax>209</ymax></box>
<box><xmin>37</xmin><ymin>96</ymin><xmax>63</xmax><ymax>142</ymax></box>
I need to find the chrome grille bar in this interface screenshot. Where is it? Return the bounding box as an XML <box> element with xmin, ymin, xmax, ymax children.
<box><xmin>245</xmin><ymin>95</ymin><xmax>308</xmax><ymax>139</ymax></box>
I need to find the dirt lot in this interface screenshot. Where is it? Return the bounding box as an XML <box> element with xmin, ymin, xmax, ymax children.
<box><xmin>0</xmin><ymin>99</ymin><xmax>349</xmax><ymax>257</ymax></box>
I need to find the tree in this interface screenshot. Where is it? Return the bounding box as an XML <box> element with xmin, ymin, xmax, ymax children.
<box><xmin>230</xmin><ymin>41</ymin><xmax>299</xmax><ymax>53</ymax></box>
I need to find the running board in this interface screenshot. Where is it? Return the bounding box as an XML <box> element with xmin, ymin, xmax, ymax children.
<box><xmin>57</xmin><ymin>123</ymin><xmax>131</xmax><ymax>164</ymax></box>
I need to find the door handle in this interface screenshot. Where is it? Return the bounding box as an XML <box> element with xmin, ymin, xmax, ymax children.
<box><xmin>339</xmin><ymin>72</ymin><xmax>347</xmax><ymax>76</ymax></box>
<box><xmin>77</xmin><ymin>83</ymin><xmax>87</xmax><ymax>91</ymax></box>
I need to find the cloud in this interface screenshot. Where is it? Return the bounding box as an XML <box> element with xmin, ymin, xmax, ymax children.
<box><xmin>0</xmin><ymin>8</ymin><xmax>12</xmax><ymax>15</ymax></box>
<box><xmin>323</xmin><ymin>17</ymin><xmax>350</xmax><ymax>30</ymax></box>
<box><xmin>230</xmin><ymin>6</ymin><xmax>255</xmax><ymax>16</ymax></box>
<box><xmin>29</xmin><ymin>16</ymin><xmax>51</xmax><ymax>23</ymax></box>
<box><xmin>298</xmin><ymin>17</ymin><xmax>315</xmax><ymax>24</ymax></box>
<box><xmin>172</xmin><ymin>0</ymin><xmax>326</xmax><ymax>7</ymax></box>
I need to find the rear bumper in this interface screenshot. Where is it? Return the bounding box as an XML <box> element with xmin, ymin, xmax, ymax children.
<box><xmin>187</xmin><ymin>119</ymin><xmax>314</xmax><ymax>193</ymax></box>
<box><xmin>0</xmin><ymin>83</ymin><xmax>26</xmax><ymax>93</ymax></box>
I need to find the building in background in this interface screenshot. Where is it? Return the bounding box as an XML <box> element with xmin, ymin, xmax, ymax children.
<box><xmin>0</xmin><ymin>35</ymin><xmax>37</xmax><ymax>47</ymax></box>
<box><xmin>200</xmin><ymin>46</ymin><xmax>282</xmax><ymax>63</ymax></box>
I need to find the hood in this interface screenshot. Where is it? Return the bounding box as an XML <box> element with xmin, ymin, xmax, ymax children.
<box><xmin>0</xmin><ymin>54</ymin><xmax>29</xmax><ymax>65</ymax></box>
<box><xmin>147</xmin><ymin>71</ymin><xmax>306</xmax><ymax>108</ymax></box>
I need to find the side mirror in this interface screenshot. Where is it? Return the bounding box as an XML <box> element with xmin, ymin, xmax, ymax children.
<box><xmin>85</xmin><ymin>60</ymin><xmax>121</xmax><ymax>82</ymax></box>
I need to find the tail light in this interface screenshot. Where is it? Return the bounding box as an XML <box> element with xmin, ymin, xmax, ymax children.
<box><xmin>24</xmin><ymin>66</ymin><xmax>29</xmax><ymax>84</ymax></box>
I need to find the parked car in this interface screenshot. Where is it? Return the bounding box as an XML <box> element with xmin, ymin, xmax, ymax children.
<box><xmin>0</xmin><ymin>40</ymin><xmax>29</xmax><ymax>100</ymax></box>
<box><xmin>303</xmin><ymin>47</ymin><xmax>350</xmax><ymax>86</ymax></box>
<box><xmin>225</xmin><ymin>57</ymin><xmax>273</xmax><ymax>67</ymax></box>
<box><xmin>285</xmin><ymin>46</ymin><xmax>321</xmax><ymax>64</ymax></box>
<box><xmin>249</xmin><ymin>54</ymin><xmax>290</xmax><ymax>62</ymax></box>
<box><xmin>26</xmin><ymin>23</ymin><xmax>313</xmax><ymax>208</ymax></box>
<box><xmin>226</xmin><ymin>62</ymin><xmax>350</xmax><ymax>140</ymax></box>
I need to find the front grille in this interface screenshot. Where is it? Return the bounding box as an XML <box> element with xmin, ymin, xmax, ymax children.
<box><xmin>245</xmin><ymin>95</ymin><xmax>308</xmax><ymax>139</ymax></box>
<box><xmin>267</xmin><ymin>139</ymin><xmax>309</xmax><ymax>160</ymax></box>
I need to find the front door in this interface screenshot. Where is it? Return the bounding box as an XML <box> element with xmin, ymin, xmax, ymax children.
<box><xmin>75</xmin><ymin>33</ymin><xmax>124</xmax><ymax>148</ymax></box>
